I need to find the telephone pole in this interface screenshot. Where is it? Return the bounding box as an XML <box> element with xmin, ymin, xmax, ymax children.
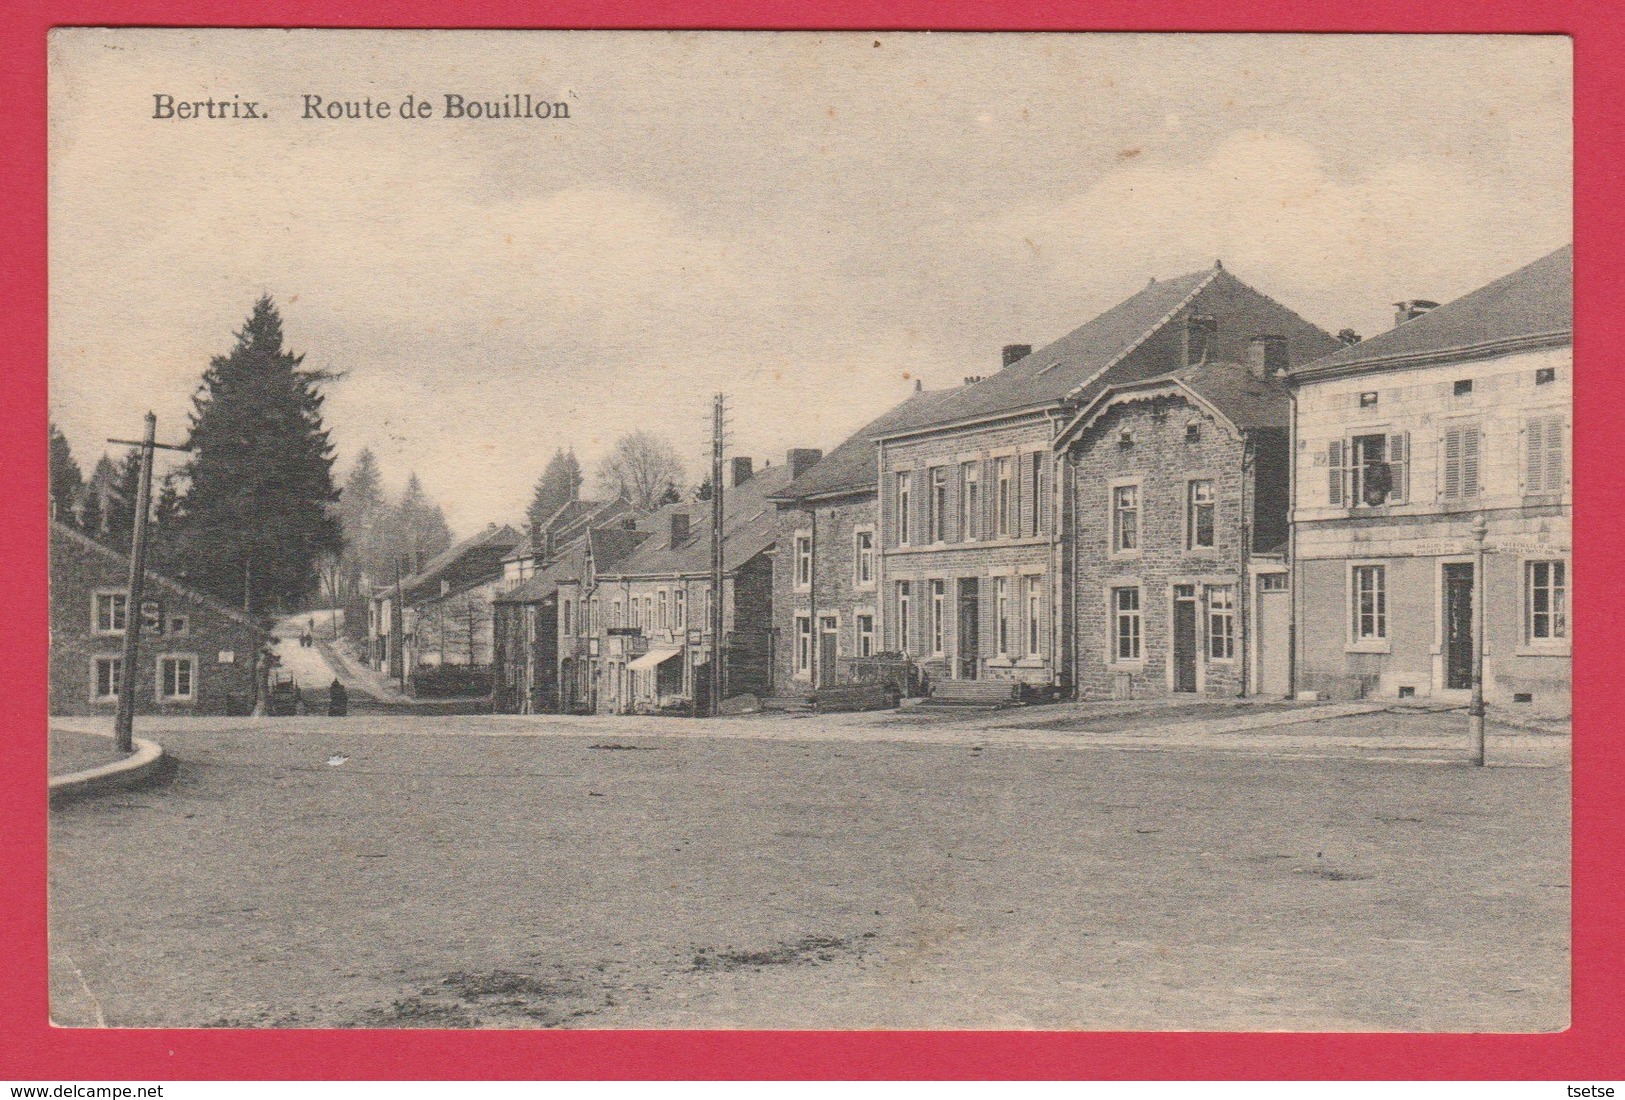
<box><xmin>1469</xmin><ymin>514</ymin><xmax>1489</xmax><ymax>766</ymax></box>
<box><xmin>709</xmin><ymin>393</ymin><xmax>726</xmax><ymax>716</ymax></box>
<box><xmin>107</xmin><ymin>412</ymin><xmax>189</xmax><ymax>753</ymax></box>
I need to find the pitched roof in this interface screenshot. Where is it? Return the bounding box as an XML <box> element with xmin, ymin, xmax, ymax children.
<box><xmin>1295</xmin><ymin>244</ymin><xmax>1572</xmax><ymax>379</ymax></box>
<box><xmin>399</xmin><ymin>523</ymin><xmax>522</xmax><ymax>601</ymax></box>
<box><xmin>493</xmin><ymin>522</ymin><xmax>650</xmax><ymax>604</ymax></box>
<box><xmin>50</xmin><ymin>519</ymin><xmax>270</xmax><ymax>635</ymax></box>
<box><xmin>606</xmin><ymin>465</ymin><xmax>792</xmax><ymax>578</ymax></box>
<box><xmin>1056</xmin><ymin>360</ymin><xmax>1290</xmax><ymax>449</ymax></box>
<box><xmin>877</xmin><ymin>266</ymin><xmax>1223</xmax><ymax>438</ymax></box>
<box><xmin>770</xmin><ymin>386</ymin><xmax>968</xmax><ymax>504</ymax></box>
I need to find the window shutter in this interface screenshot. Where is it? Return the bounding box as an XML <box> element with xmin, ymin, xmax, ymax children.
<box><xmin>1545</xmin><ymin>416</ymin><xmax>1565</xmax><ymax>491</ymax></box>
<box><xmin>1525</xmin><ymin>417</ymin><xmax>1545</xmax><ymax>493</ymax></box>
<box><xmin>1462</xmin><ymin>424</ymin><xmax>1481</xmax><ymax>496</ymax></box>
<box><xmin>1387</xmin><ymin>432</ymin><xmax>1409</xmax><ymax>503</ymax></box>
<box><xmin>1442</xmin><ymin>428</ymin><xmax>1461</xmax><ymax>498</ymax></box>
<box><xmin>1327</xmin><ymin>440</ymin><xmax>1344</xmax><ymax>505</ymax></box>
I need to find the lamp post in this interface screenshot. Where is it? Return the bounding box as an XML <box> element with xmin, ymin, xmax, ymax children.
<box><xmin>1469</xmin><ymin>514</ymin><xmax>1489</xmax><ymax>766</ymax></box>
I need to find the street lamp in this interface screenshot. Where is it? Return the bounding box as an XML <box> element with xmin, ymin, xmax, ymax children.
<box><xmin>1469</xmin><ymin>514</ymin><xmax>1489</xmax><ymax>766</ymax></box>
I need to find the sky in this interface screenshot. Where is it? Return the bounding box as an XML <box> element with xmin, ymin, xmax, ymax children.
<box><xmin>49</xmin><ymin>30</ymin><xmax>1571</xmax><ymax>536</ymax></box>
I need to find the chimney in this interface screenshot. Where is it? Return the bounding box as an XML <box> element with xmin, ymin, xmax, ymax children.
<box><xmin>730</xmin><ymin>456</ymin><xmax>754</xmax><ymax>488</ymax></box>
<box><xmin>669</xmin><ymin>512</ymin><xmax>690</xmax><ymax>549</ymax></box>
<box><xmin>1393</xmin><ymin>299</ymin><xmax>1439</xmax><ymax>328</ymax></box>
<box><xmin>787</xmin><ymin>448</ymin><xmax>823</xmax><ymax>479</ymax></box>
<box><xmin>963</xmin><ymin>375</ymin><xmax>984</xmax><ymax>386</ymax></box>
<box><xmin>1002</xmin><ymin>344</ymin><xmax>1033</xmax><ymax>369</ymax></box>
<box><xmin>1246</xmin><ymin>334</ymin><xmax>1288</xmax><ymax>380</ymax></box>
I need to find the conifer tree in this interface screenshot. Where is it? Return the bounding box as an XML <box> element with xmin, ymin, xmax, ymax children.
<box><xmin>176</xmin><ymin>296</ymin><xmax>342</xmax><ymax>613</ymax></box>
<box><xmin>49</xmin><ymin>422</ymin><xmax>84</xmax><ymax>525</ymax></box>
<box><xmin>525</xmin><ymin>448</ymin><xmax>584</xmax><ymax>537</ymax></box>
<box><xmin>395</xmin><ymin>472</ymin><xmax>452</xmax><ymax>575</ymax></box>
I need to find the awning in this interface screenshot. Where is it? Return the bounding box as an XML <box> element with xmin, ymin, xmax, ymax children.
<box><xmin>627</xmin><ymin>646</ymin><xmax>682</xmax><ymax>672</ymax></box>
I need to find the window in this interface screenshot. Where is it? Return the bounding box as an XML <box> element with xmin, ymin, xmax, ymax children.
<box><xmin>794</xmin><ymin>533</ymin><xmax>812</xmax><ymax>588</ymax></box>
<box><xmin>1025</xmin><ymin>575</ymin><xmax>1042</xmax><ymax>658</ymax></box>
<box><xmin>854</xmin><ymin>529</ymin><xmax>874</xmax><ymax>586</ymax></box>
<box><xmin>928</xmin><ymin>467</ymin><xmax>947</xmax><ymax>543</ymax></box>
<box><xmin>856</xmin><ymin>613</ymin><xmax>875</xmax><ymax>658</ymax></box>
<box><xmin>629</xmin><ymin>597</ymin><xmax>641</xmax><ymax>628</ymax></box>
<box><xmin>1185</xmin><ymin>421</ymin><xmax>1201</xmax><ymax>443</ymax></box>
<box><xmin>896</xmin><ymin>581</ymin><xmax>912</xmax><ymax>654</ymax></box>
<box><xmin>93</xmin><ymin>656</ymin><xmax>122</xmax><ymax>702</ymax></box>
<box><xmin>1329</xmin><ymin>434</ymin><xmax>1409</xmax><ymax>506</ymax></box>
<box><xmin>995</xmin><ymin>576</ymin><xmax>1010</xmax><ymax>657</ymax></box>
<box><xmin>1028</xmin><ymin>453</ymin><xmax>1043</xmax><ymax>537</ymax></box>
<box><xmin>1535</xmin><ymin>367</ymin><xmax>1556</xmax><ymax>386</ymax></box>
<box><xmin>1206</xmin><ymin>586</ymin><xmax>1235</xmax><ymax>660</ymax></box>
<box><xmin>1360</xmin><ymin>391</ymin><xmax>1379</xmax><ymax>408</ymax></box>
<box><xmin>158</xmin><ymin>654</ymin><xmax>196</xmax><ymax>702</ymax></box>
<box><xmin>1526</xmin><ymin>561</ymin><xmax>1568</xmax><ymax>644</ymax></box>
<box><xmin>1351</xmin><ymin>565</ymin><xmax>1387</xmax><ymax>641</ymax></box>
<box><xmin>1453</xmin><ymin>379</ymin><xmax>1474</xmax><ymax>398</ymax></box>
<box><xmin>589</xmin><ymin>597</ymin><xmax>600</xmax><ymax>633</ymax></box>
<box><xmin>168</xmin><ymin>615</ymin><xmax>190</xmax><ymax>637</ymax></box>
<box><xmin>995</xmin><ymin>457</ymin><xmax>1013</xmax><ymax>537</ymax></box>
<box><xmin>1112</xmin><ymin>484</ymin><xmax>1139</xmax><ymax>553</ymax></box>
<box><xmin>645</xmin><ymin>596</ymin><xmax>654</xmax><ymax>627</ymax></box>
<box><xmin>1525</xmin><ymin>415</ymin><xmax>1566</xmax><ymax>494</ymax></box>
<box><xmin>896</xmin><ymin>472</ymin><xmax>911</xmax><ymax>545</ymax></box>
<box><xmin>1186</xmin><ymin>480</ymin><xmax>1215</xmax><ymax>549</ymax></box>
<box><xmin>795</xmin><ymin>614</ymin><xmax>812</xmax><ymax>676</ymax></box>
<box><xmin>1112</xmin><ymin>587</ymin><xmax>1141</xmax><ymax>661</ymax></box>
<box><xmin>704</xmin><ymin>589</ymin><xmax>713</xmax><ymax>632</ymax></box>
<box><xmin>1118</xmin><ymin>429</ymin><xmax>1135</xmax><ymax>449</ymax></box>
<box><xmin>960</xmin><ymin>462</ymin><xmax>980</xmax><ymax>540</ymax></box>
<box><xmin>930</xmin><ymin>579</ymin><xmax>946</xmax><ymax>656</ymax></box>
<box><xmin>1259</xmin><ymin>573</ymin><xmax>1288</xmax><ymax>592</ymax></box>
<box><xmin>674</xmin><ymin>589</ymin><xmax>685</xmax><ymax>630</ymax></box>
<box><xmin>657</xmin><ymin>591</ymin><xmax>669</xmax><ymax>631</ymax></box>
<box><xmin>94</xmin><ymin>590</ymin><xmax>128</xmax><ymax>634</ymax></box>
<box><xmin>563</xmin><ymin>600</ymin><xmax>573</xmax><ymax>636</ymax></box>
<box><xmin>1441</xmin><ymin>423</ymin><xmax>1483</xmax><ymax>499</ymax></box>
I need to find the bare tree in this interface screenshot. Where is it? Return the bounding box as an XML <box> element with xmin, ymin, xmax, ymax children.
<box><xmin>593</xmin><ymin>432</ymin><xmax>687</xmax><ymax>512</ymax></box>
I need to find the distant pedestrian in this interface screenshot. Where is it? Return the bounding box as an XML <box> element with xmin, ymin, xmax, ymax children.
<box><xmin>328</xmin><ymin>678</ymin><xmax>349</xmax><ymax>717</ymax></box>
<box><xmin>293</xmin><ymin>684</ymin><xmax>307</xmax><ymax>716</ymax></box>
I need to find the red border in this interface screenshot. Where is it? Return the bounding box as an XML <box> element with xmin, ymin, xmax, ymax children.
<box><xmin>4</xmin><ymin>0</ymin><xmax>1619</xmax><ymax>1081</ymax></box>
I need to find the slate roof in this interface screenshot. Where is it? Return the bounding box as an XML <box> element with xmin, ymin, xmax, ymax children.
<box><xmin>398</xmin><ymin>523</ymin><xmax>522</xmax><ymax>603</ymax></box>
<box><xmin>606</xmin><ymin>465</ymin><xmax>793</xmax><ymax>578</ymax></box>
<box><xmin>51</xmin><ymin>519</ymin><xmax>271</xmax><ymax>635</ymax></box>
<box><xmin>875</xmin><ymin>266</ymin><xmax>1224</xmax><ymax>440</ymax></box>
<box><xmin>493</xmin><ymin>522</ymin><xmax>649</xmax><ymax>604</ymax></box>
<box><xmin>769</xmin><ymin>386</ymin><xmax>968</xmax><ymax>504</ymax></box>
<box><xmin>1056</xmin><ymin>361</ymin><xmax>1289</xmax><ymax>448</ymax></box>
<box><xmin>1295</xmin><ymin>244</ymin><xmax>1572</xmax><ymax>378</ymax></box>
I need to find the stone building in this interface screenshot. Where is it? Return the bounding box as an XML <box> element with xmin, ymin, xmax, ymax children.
<box><xmin>50</xmin><ymin>519</ymin><xmax>268</xmax><ymax>716</ymax></box>
<box><xmin>558</xmin><ymin>458</ymin><xmax>791</xmax><ymax>715</ymax></box>
<box><xmin>1289</xmin><ymin>245</ymin><xmax>1571</xmax><ymax>713</ymax></box>
<box><xmin>767</xmin><ymin>390</ymin><xmax>961</xmax><ymax>693</ymax></box>
<box><xmin>367</xmin><ymin>523</ymin><xmax>521</xmax><ymax>680</ymax></box>
<box><xmin>1053</xmin><ymin>353</ymin><xmax>1294</xmax><ymax>700</ymax></box>
<box><xmin>873</xmin><ymin>262</ymin><xmax>1338</xmax><ymax>695</ymax></box>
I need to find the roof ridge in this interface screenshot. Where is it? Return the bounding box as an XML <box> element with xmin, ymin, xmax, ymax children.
<box><xmin>1061</xmin><ymin>265</ymin><xmax>1223</xmax><ymax>402</ymax></box>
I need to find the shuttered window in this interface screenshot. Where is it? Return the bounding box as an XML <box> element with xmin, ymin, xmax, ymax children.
<box><xmin>1327</xmin><ymin>440</ymin><xmax>1344</xmax><ymax>505</ymax></box>
<box><xmin>1441</xmin><ymin>424</ymin><xmax>1482</xmax><ymax>499</ymax></box>
<box><xmin>1525</xmin><ymin>415</ymin><xmax>1566</xmax><ymax>494</ymax></box>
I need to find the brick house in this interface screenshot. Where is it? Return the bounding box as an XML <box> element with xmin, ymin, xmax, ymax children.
<box><xmin>50</xmin><ymin>519</ymin><xmax>268</xmax><ymax>716</ymax></box>
<box><xmin>491</xmin><ymin>516</ymin><xmax>646</xmax><ymax>714</ymax></box>
<box><xmin>558</xmin><ymin>458</ymin><xmax>789</xmax><ymax>715</ymax></box>
<box><xmin>874</xmin><ymin>262</ymin><xmax>1339</xmax><ymax>695</ymax></box>
<box><xmin>767</xmin><ymin>390</ymin><xmax>962</xmax><ymax>693</ymax></box>
<box><xmin>1289</xmin><ymin>245</ymin><xmax>1571</xmax><ymax>712</ymax></box>
<box><xmin>1052</xmin><ymin>352</ymin><xmax>1294</xmax><ymax>700</ymax></box>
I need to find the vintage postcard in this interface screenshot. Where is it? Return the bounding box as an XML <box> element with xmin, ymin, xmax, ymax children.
<box><xmin>45</xmin><ymin>29</ymin><xmax>1571</xmax><ymax>1032</ymax></box>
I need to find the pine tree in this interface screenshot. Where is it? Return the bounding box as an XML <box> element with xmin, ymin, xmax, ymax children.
<box><xmin>102</xmin><ymin>448</ymin><xmax>143</xmax><ymax>552</ymax></box>
<box><xmin>80</xmin><ymin>454</ymin><xmax>116</xmax><ymax>537</ymax></box>
<box><xmin>150</xmin><ymin>471</ymin><xmax>186</xmax><ymax>573</ymax></box>
<box><xmin>338</xmin><ymin>447</ymin><xmax>390</xmax><ymax>583</ymax></box>
<box><xmin>395</xmin><ymin>472</ymin><xmax>452</xmax><ymax>574</ymax></box>
<box><xmin>48</xmin><ymin>422</ymin><xmax>84</xmax><ymax>525</ymax></box>
<box><xmin>525</xmin><ymin>448</ymin><xmax>584</xmax><ymax>536</ymax></box>
<box><xmin>176</xmin><ymin>296</ymin><xmax>342</xmax><ymax>613</ymax></box>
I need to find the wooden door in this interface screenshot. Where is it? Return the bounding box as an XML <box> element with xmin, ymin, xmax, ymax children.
<box><xmin>1173</xmin><ymin>585</ymin><xmax>1198</xmax><ymax>693</ymax></box>
<box><xmin>1444</xmin><ymin>564</ymin><xmax>1475</xmax><ymax>690</ymax></box>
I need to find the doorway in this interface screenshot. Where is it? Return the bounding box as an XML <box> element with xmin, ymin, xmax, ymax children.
<box><xmin>818</xmin><ymin>615</ymin><xmax>838</xmax><ymax>687</ymax></box>
<box><xmin>1443</xmin><ymin>563</ymin><xmax>1475</xmax><ymax>690</ymax></box>
<box><xmin>1173</xmin><ymin>584</ymin><xmax>1198</xmax><ymax>693</ymax></box>
<box><xmin>1256</xmin><ymin>573</ymin><xmax>1290</xmax><ymax>697</ymax></box>
<box><xmin>957</xmin><ymin>578</ymin><xmax>980</xmax><ymax>679</ymax></box>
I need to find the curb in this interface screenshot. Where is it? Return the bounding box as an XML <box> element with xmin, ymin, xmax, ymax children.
<box><xmin>49</xmin><ymin>731</ymin><xmax>168</xmax><ymax>805</ymax></box>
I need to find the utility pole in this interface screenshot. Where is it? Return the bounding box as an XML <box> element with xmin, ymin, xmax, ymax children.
<box><xmin>709</xmin><ymin>393</ymin><xmax>726</xmax><ymax>716</ymax></box>
<box><xmin>1469</xmin><ymin>514</ymin><xmax>1489</xmax><ymax>766</ymax></box>
<box><xmin>394</xmin><ymin>556</ymin><xmax>407</xmax><ymax>692</ymax></box>
<box><xmin>107</xmin><ymin>412</ymin><xmax>189</xmax><ymax>753</ymax></box>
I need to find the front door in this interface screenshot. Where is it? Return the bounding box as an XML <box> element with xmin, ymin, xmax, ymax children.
<box><xmin>957</xmin><ymin>579</ymin><xmax>980</xmax><ymax>679</ymax></box>
<box><xmin>818</xmin><ymin>616</ymin><xmax>838</xmax><ymax>686</ymax></box>
<box><xmin>1173</xmin><ymin>584</ymin><xmax>1199</xmax><ymax>693</ymax></box>
<box><xmin>1256</xmin><ymin>575</ymin><xmax>1291</xmax><ymax>697</ymax></box>
<box><xmin>1444</xmin><ymin>563</ymin><xmax>1475</xmax><ymax>690</ymax></box>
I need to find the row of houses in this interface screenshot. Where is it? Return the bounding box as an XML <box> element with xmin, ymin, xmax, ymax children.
<box><xmin>369</xmin><ymin>244</ymin><xmax>1569</xmax><ymax>716</ymax></box>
